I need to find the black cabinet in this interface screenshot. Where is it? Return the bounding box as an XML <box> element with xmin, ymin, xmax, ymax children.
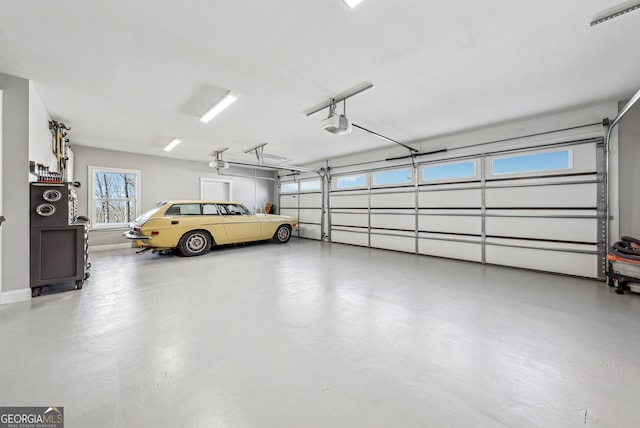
<box><xmin>29</xmin><ymin>183</ymin><xmax>89</xmax><ymax>297</ymax></box>
<box><xmin>30</xmin><ymin>225</ymin><xmax>84</xmax><ymax>290</ymax></box>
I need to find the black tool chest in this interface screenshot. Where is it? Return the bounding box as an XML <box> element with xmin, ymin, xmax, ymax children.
<box><xmin>29</xmin><ymin>182</ymin><xmax>90</xmax><ymax>297</ymax></box>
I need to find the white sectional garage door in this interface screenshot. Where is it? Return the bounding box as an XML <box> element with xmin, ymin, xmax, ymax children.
<box><xmin>483</xmin><ymin>142</ymin><xmax>604</xmax><ymax>278</ymax></box>
<box><xmin>279</xmin><ymin>177</ymin><xmax>323</xmax><ymax>240</ymax></box>
<box><xmin>328</xmin><ymin>138</ymin><xmax>606</xmax><ymax>279</ymax></box>
<box><xmin>330</xmin><ymin>189</ymin><xmax>371</xmax><ymax>247</ymax></box>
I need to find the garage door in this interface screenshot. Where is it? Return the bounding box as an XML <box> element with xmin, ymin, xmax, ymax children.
<box><xmin>328</xmin><ymin>138</ymin><xmax>606</xmax><ymax>279</ymax></box>
<box><xmin>279</xmin><ymin>177</ymin><xmax>323</xmax><ymax>240</ymax></box>
<box><xmin>483</xmin><ymin>142</ymin><xmax>604</xmax><ymax>277</ymax></box>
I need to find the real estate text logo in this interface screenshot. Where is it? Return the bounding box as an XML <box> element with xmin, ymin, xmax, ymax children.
<box><xmin>0</xmin><ymin>407</ymin><xmax>63</xmax><ymax>428</ymax></box>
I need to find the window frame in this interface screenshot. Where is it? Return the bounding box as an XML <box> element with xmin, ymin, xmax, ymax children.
<box><xmin>165</xmin><ymin>203</ymin><xmax>202</xmax><ymax>216</ymax></box>
<box><xmin>299</xmin><ymin>178</ymin><xmax>322</xmax><ymax>193</ymax></box>
<box><xmin>488</xmin><ymin>148</ymin><xmax>573</xmax><ymax>178</ymax></box>
<box><xmin>280</xmin><ymin>181</ymin><xmax>299</xmax><ymax>194</ymax></box>
<box><xmin>202</xmin><ymin>203</ymin><xmax>220</xmax><ymax>215</ymax></box>
<box><xmin>218</xmin><ymin>203</ymin><xmax>252</xmax><ymax>216</ymax></box>
<box><xmin>371</xmin><ymin>167</ymin><xmax>414</xmax><ymax>187</ymax></box>
<box><xmin>333</xmin><ymin>173</ymin><xmax>369</xmax><ymax>190</ymax></box>
<box><xmin>419</xmin><ymin>160</ymin><xmax>477</xmax><ymax>184</ymax></box>
<box><xmin>89</xmin><ymin>166</ymin><xmax>141</xmax><ymax>230</ymax></box>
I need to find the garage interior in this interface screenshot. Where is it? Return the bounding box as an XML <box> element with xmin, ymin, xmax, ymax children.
<box><xmin>1</xmin><ymin>1</ymin><xmax>640</xmax><ymax>427</ymax></box>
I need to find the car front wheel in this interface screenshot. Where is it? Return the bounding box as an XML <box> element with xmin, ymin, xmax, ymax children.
<box><xmin>179</xmin><ymin>230</ymin><xmax>211</xmax><ymax>256</ymax></box>
<box><xmin>273</xmin><ymin>225</ymin><xmax>291</xmax><ymax>244</ymax></box>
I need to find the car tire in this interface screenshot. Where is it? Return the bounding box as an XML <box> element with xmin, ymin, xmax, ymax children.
<box><xmin>179</xmin><ymin>230</ymin><xmax>212</xmax><ymax>256</ymax></box>
<box><xmin>273</xmin><ymin>225</ymin><xmax>291</xmax><ymax>244</ymax></box>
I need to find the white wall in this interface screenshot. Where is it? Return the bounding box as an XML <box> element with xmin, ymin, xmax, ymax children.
<box><xmin>28</xmin><ymin>82</ymin><xmax>55</xmax><ymax>181</ymax></box>
<box><xmin>72</xmin><ymin>145</ymin><xmax>278</xmax><ymax>247</ymax></box>
<box><xmin>0</xmin><ymin>73</ymin><xmax>30</xmax><ymax>299</ymax></box>
<box><xmin>0</xmin><ymin>89</ymin><xmax>3</xmax><ymax>294</ymax></box>
<box><xmin>618</xmin><ymin>99</ymin><xmax>640</xmax><ymax>239</ymax></box>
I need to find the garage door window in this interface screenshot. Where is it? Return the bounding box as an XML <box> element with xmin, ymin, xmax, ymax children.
<box><xmin>421</xmin><ymin>161</ymin><xmax>476</xmax><ymax>182</ymax></box>
<box><xmin>300</xmin><ymin>179</ymin><xmax>321</xmax><ymax>192</ymax></box>
<box><xmin>89</xmin><ymin>166</ymin><xmax>141</xmax><ymax>228</ymax></box>
<box><xmin>336</xmin><ymin>174</ymin><xmax>368</xmax><ymax>189</ymax></box>
<box><xmin>491</xmin><ymin>149</ymin><xmax>570</xmax><ymax>175</ymax></box>
<box><xmin>281</xmin><ymin>182</ymin><xmax>298</xmax><ymax>193</ymax></box>
<box><xmin>372</xmin><ymin>168</ymin><xmax>413</xmax><ymax>186</ymax></box>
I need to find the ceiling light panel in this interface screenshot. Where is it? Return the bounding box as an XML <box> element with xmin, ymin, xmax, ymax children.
<box><xmin>163</xmin><ymin>138</ymin><xmax>182</xmax><ymax>152</ymax></box>
<box><xmin>200</xmin><ymin>92</ymin><xmax>238</xmax><ymax>123</ymax></box>
<box><xmin>591</xmin><ymin>0</ymin><xmax>640</xmax><ymax>26</ymax></box>
<box><xmin>344</xmin><ymin>0</ymin><xmax>365</xmax><ymax>9</ymax></box>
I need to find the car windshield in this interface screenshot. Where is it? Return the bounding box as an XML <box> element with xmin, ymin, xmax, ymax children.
<box><xmin>131</xmin><ymin>201</ymin><xmax>166</xmax><ymax>225</ymax></box>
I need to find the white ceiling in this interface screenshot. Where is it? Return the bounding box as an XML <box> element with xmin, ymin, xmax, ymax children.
<box><xmin>1</xmin><ymin>0</ymin><xmax>639</xmax><ymax>165</ymax></box>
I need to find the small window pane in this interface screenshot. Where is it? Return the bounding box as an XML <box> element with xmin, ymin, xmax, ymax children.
<box><xmin>94</xmin><ymin>200</ymin><xmax>136</xmax><ymax>224</ymax></box>
<box><xmin>234</xmin><ymin>204</ymin><xmax>250</xmax><ymax>215</ymax></box>
<box><xmin>492</xmin><ymin>150</ymin><xmax>570</xmax><ymax>174</ymax></box>
<box><xmin>135</xmin><ymin>202</ymin><xmax>165</xmax><ymax>224</ymax></box>
<box><xmin>373</xmin><ymin>168</ymin><xmax>412</xmax><ymax>186</ymax></box>
<box><xmin>203</xmin><ymin>204</ymin><xmax>219</xmax><ymax>215</ymax></box>
<box><xmin>300</xmin><ymin>179</ymin><xmax>321</xmax><ymax>192</ymax></box>
<box><xmin>281</xmin><ymin>182</ymin><xmax>298</xmax><ymax>193</ymax></box>
<box><xmin>422</xmin><ymin>161</ymin><xmax>475</xmax><ymax>181</ymax></box>
<box><xmin>94</xmin><ymin>172</ymin><xmax>136</xmax><ymax>198</ymax></box>
<box><xmin>336</xmin><ymin>174</ymin><xmax>367</xmax><ymax>189</ymax></box>
<box><xmin>172</xmin><ymin>204</ymin><xmax>201</xmax><ymax>215</ymax></box>
<box><xmin>164</xmin><ymin>205</ymin><xmax>182</xmax><ymax>215</ymax></box>
<box><xmin>221</xmin><ymin>204</ymin><xmax>249</xmax><ymax>215</ymax></box>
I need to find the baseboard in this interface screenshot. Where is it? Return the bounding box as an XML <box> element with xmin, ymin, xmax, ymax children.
<box><xmin>0</xmin><ymin>288</ymin><xmax>32</xmax><ymax>305</ymax></box>
<box><xmin>88</xmin><ymin>243</ymin><xmax>133</xmax><ymax>253</ymax></box>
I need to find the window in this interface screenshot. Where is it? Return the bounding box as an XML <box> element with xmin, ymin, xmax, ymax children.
<box><xmin>202</xmin><ymin>204</ymin><xmax>219</xmax><ymax>215</ymax></box>
<box><xmin>167</xmin><ymin>203</ymin><xmax>201</xmax><ymax>215</ymax></box>
<box><xmin>281</xmin><ymin>182</ymin><xmax>298</xmax><ymax>193</ymax></box>
<box><xmin>491</xmin><ymin>149</ymin><xmax>570</xmax><ymax>175</ymax></box>
<box><xmin>422</xmin><ymin>161</ymin><xmax>475</xmax><ymax>181</ymax></box>
<box><xmin>135</xmin><ymin>202</ymin><xmax>165</xmax><ymax>224</ymax></box>
<box><xmin>336</xmin><ymin>174</ymin><xmax>368</xmax><ymax>189</ymax></box>
<box><xmin>89</xmin><ymin>166</ymin><xmax>141</xmax><ymax>228</ymax></box>
<box><xmin>372</xmin><ymin>168</ymin><xmax>413</xmax><ymax>186</ymax></box>
<box><xmin>164</xmin><ymin>205</ymin><xmax>182</xmax><ymax>215</ymax></box>
<box><xmin>299</xmin><ymin>179</ymin><xmax>321</xmax><ymax>192</ymax></box>
<box><xmin>219</xmin><ymin>203</ymin><xmax>251</xmax><ymax>215</ymax></box>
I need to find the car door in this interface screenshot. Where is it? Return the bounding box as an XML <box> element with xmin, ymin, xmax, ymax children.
<box><xmin>200</xmin><ymin>203</ymin><xmax>228</xmax><ymax>244</ymax></box>
<box><xmin>219</xmin><ymin>203</ymin><xmax>262</xmax><ymax>242</ymax></box>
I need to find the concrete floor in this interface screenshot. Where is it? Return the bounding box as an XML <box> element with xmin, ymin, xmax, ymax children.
<box><xmin>1</xmin><ymin>239</ymin><xmax>639</xmax><ymax>427</ymax></box>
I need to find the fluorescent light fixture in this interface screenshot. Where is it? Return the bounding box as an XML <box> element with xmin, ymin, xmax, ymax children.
<box><xmin>344</xmin><ymin>0</ymin><xmax>365</xmax><ymax>9</ymax></box>
<box><xmin>200</xmin><ymin>92</ymin><xmax>238</xmax><ymax>123</ymax></box>
<box><xmin>591</xmin><ymin>0</ymin><xmax>640</xmax><ymax>26</ymax></box>
<box><xmin>163</xmin><ymin>138</ymin><xmax>181</xmax><ymax>152</ymax></box>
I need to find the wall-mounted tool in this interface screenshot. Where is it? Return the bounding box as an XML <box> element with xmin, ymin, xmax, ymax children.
<box><xmin>49</xmin><ymin>120</ymin><xmax>71</xmax><ymax>179</ymax></box>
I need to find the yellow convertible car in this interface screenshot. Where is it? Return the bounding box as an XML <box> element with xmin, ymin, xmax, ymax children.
<box><xmin>123</xmin><ymin>201</ymin><xmax>298</xmax><ymax>256</ymax></box>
